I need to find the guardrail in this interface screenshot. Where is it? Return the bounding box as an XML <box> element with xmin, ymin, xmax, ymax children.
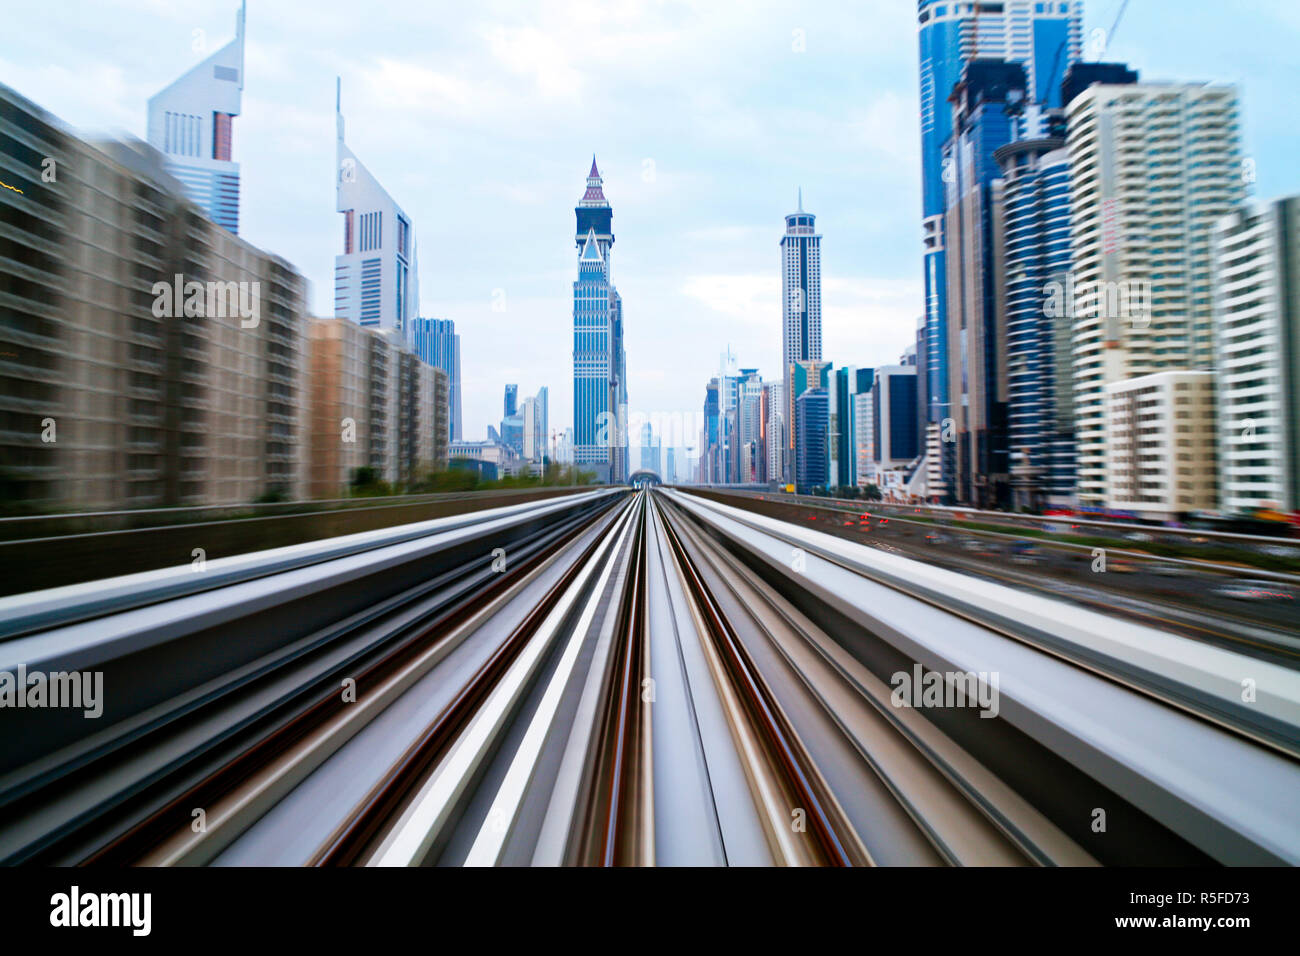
<box><xmin>0</xmin><ymin>486</ymin><xmax>598</xmax><ymax>597</ymax></box>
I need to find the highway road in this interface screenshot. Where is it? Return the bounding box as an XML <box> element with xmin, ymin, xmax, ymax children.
<box><xmin>0</xmin><ymin>487</ymin><xmax>1297</xmax><ymax>866</ymax></box>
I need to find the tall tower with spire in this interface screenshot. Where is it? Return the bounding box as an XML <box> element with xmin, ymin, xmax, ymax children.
<box><xmin>146</xmin><ymin>1</ymin><xmax>246</xmax><ymax>233</ymax></box>
<box><xmin>781</xmin><ymin>189</ymin><xmax>822</xmax><ymax>483</ymax></box>
<box><xmin>572</xmin><ymin>157</ymin><xmax>627</xmax><ymax>481</ymax></box>
<box><xmin>333</xmin><ymin>79</ymin><xmax>419</xmax><ymax>343</ymax></box>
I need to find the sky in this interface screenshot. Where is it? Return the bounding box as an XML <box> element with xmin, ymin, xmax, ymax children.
<box><xmin>3</xmin><ymin>0</ymin><xmax>1299</xmax><ymax>455</ymax></box>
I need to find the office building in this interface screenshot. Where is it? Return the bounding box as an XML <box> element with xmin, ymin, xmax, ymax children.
<box><xmin>996</xmin><ymin>95</ymin><xmax>1081</xmax><ymax>509</ymax></box>
<box><xmin>795</xmin><ymin>388</ymin><xmax>830</xmax><ymax>493</ymax></box>
<box><xmin>334</xmin><ymin>81</ymin><xmax>419</xmax><ymax>343</ymax></box>
<box><xmin>1213</xmin><ymin>197</ymin><xmax>1300</xmax><ymax>513</ymax></box>
<box><xmin>834</xmin><ymin>367</ymin><xmax>873</xmax><ymax>489</ymax></box>
<box><xmin>146</xmin><ymin>2</ymin><xmax>245</xmax><ymax>233</ymax></box>
<box><xmin>702</xmin><ymin>377</ymin><xmax>721</xmax><ymax>483</ymax></box>
<box><xmin>942</xmin><ymin>58</ymin><xmax>1027</xmax><ymax>508</ymax></box>
<box><xmin>522</xmin><ymin>387</ymin><xmax>549</xmax><ymax>464</ymax></box>
<box><xmin>572</xmin><ymin>157</ymin><xmax>626</xmax><ymax>481</ymax></box>
<box><xmin>873</xmin><ymin>366</ymin><xmax>921</xmax><ymax>470</ymax></box>
<box><xmin>411</xmin><ymin>317</ymin><xmax>462</xmax><ymax>441</ymax></box>
<box><xmin>639</xmin><ymin>421</ymin><xmax>660</xmax><ymax>475</ymax></box>
<box><xmin>781</xmin><ymin>193</ymin><xmax>822</xmax><ymax>482</ymax></box>
<box><xmin>917</xmin><ymin>0</ymin><xmax>1082</xmax><ymax>501</ymax></box>
<box><xmin>763</xmin><ymin>381</ymin><xmax>785</xmax><ymax>485</ymax></box>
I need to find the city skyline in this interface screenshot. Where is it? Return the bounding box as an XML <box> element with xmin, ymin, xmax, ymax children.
<box><xmin>2</xmin><ymin>1</ymin><xmax>1298</xmax><ymax>445</ymax></box>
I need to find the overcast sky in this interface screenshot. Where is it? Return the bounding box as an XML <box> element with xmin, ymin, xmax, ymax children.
<box><xmin>3</xmin><ymin>0</ymin><xmax>1298</xmax><ymax>447</ymax></box>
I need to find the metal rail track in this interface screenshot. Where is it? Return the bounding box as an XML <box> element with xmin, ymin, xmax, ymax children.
<box><xmin>0</xmin><ymin>487</ymin><xmax>1296</xmax><ymax>866</ymax></box>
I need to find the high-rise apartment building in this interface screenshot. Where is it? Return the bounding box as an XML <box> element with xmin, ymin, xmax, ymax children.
<box><xmin>917</xmin><ymin>0</ymin><xmax>1082</xmax><ymax>500</ymax></box>
<box><xmin>308</xmin><ymin>319</ymin><xmax>448</xmax><ymax>497</ymax></box>
<box><xmin>1213</xmin><ymin>197</ymin><xmax>1300</xmax><ymax>513</ymax></box>
<box><xmin>781</xmin><ymin>194</ymin><xmax>822</xmax><ymax>482</ymax></box>
<box><xmin>411</xmin><ymin>317</ymin><xmax>462</xmax><ymax>441</ymax></box>
<box><xmin>1067</xmin><ymin>81</ymin><xmax>1246</xmax><ymax>506</ymax></box>
<box><xmin>146</xmin><ymin>2</ymin><xmax>245</xmax><ymax>233</ymax></box>
<box><xmin>334</xmin><ymin>82</ymin><xmax>419</xmax><ymax>343</ymax></box>
<box><xmin>1105</xmin><ymin>371</ymin><xmax>1216</xmax><ymax>519</ymax></box>
<box><xmin>763</xmin><ymin>381</ymin><xmax>785</xmax><ymax>485</ymax></box>
<box><xmin>2</xmin><ymin>83</ymin><xmax>308</xmax><ymax>509</ymax></box>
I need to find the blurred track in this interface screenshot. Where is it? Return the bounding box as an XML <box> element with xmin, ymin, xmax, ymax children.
<box><xmin>1</xmin><ymin>488</ymin><xmax>1298</xmax><ymax>866</ymax></box>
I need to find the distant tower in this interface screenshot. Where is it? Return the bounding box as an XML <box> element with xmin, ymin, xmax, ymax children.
<box><xmin>411</xmin><ymin>318</ymin><xmax>461</xmax><ymax>441</ymax></box>
<box><xmin>572</xmin><ymin>157</ymin><xmax>627</xmax><ymax>481</ymax></box>
<box><xmin>781</xmin><ymin>190</ymin><xmax>822</xmax><ymax>483</ymax></box>
<box><xmin>334</xmin><ymin>79</ymin><xmax>419</xmax><ymax>343</ymax></box>
<box><xmin>146</xmin><ymin>1</ymin><xmax>246</xmax><ymax>233</ymax></box>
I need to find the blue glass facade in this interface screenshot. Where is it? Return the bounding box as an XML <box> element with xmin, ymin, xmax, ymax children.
<box><xmin>796</xmin><ymin>388</ymin><xmax>829</xmax><ymax>493</ymax></box>
<box><xmin>573</xmin><ymin>233</ymin><xmax>611</xmax><ymax>462</ymax></box>
<box><xmin>998</xmin><ymin>133</ymin><xmax>1076</xmax><ymax>506</ymax></box>
<box><xmin>411</xmin><ymin>317</ymin><xmax>461</xmax><ymax>441</ymax></box>
<box><xmin>571</xmin><ymin>159</ymin><xmax>624</xmax><ymax>479</ymax></box>
<box><xmin>916</xmin><ymin>0</ymin><xmax>1081</xmax><ymax>502</ymax></box>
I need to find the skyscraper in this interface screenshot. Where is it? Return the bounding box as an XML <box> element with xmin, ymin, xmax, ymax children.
<box><xmin>763</xmin><ymin>381</ymin><xmax>785</xmax><ymax>484</ymax></box>
<box><xmin>572</xmin><ymin>157</ymin><xmax>626</xmax><ymax>482</ymax></box>
<box><xmin>835</xmin><ymin>367</ymin><xmax>874</xmax><ymax>489</ymax></box>
<box><xmin>781</xmin><ymin>192</ymin><xmax>822</xmax><ymax>482</ymax></box>
<box><xmin>639</xmin><ymin>421</ymin><xmax>661</xmax><ymax>475</ymax></box>
<box><xmin>1067</xmin><ymin>81</ymin><xmax>1245</xmax><ymax>507</ymax></box>
<box><xmin>410</xmin><ymin>317</ymin><xmax>462</xmax><ymax>442</ymax></box>
<box><xmin>917</xmin><ymin>0</ymin><xmax>1082</xmax><ymax>500</ymax></box>
<box><xmin>1214</xmin><ymin>197</ymin><xmax>1300</xmax><ymax>514</ymax></box>
<box><xmin>146</xmin><ymin>1</ymin><xmax>246</xmax><ymax>234</ymax></box>
<box><xmin>521</xmin><ymin>387</ymin><xmax>548</xmax><ymax>465</ymax></box>
<box><xmin>734</xmin><ymin>370</ymin><xmax>763</xmax><ymax>484</ymax></box>
<box><xmin>702</xmin><ymin>377</ymin><xmax>721</xmax><ymax>483</ymax></box>
<box><xmin>942</xmin><ymin>58</ymin><xmax>1027</xmax><ymax>508</ymax></box>
<box><xmin>796</xmin><ymin>388</ymin><xmax>830</xmax><ymax>493</ymax></box>
<box><xmin>334</xmin><ymin>80</ymin><xmax>419</xmax><ymax>343</ymax></box>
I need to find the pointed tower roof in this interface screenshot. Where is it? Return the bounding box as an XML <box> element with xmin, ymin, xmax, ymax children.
<box><xmin>581</xmin><ymin>155</ymin><xmax>608</xmax><ymax>206</ymax></box>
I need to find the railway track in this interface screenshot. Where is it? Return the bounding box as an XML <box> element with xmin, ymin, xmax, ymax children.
<box><xmin>1</xmin><ymin>488</ymin><xmax>1297</xmax><ymax>866</ymax></box>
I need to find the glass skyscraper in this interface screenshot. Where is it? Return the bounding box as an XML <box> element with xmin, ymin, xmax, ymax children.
<box><xmin>997</xmin><ymin>105</ymin><xmax>1076</xmax><ymax>508</ymax></box>
<box><xmin>411</xmin><ymin>318</ymin><xmax>461</xmax><ymax>442</ymax></box>
<box><xmin>573</xmin><ymin>158</ymin><xmax>626</xmax><ymax>480</ymax></box>
<box><xmin>796</xmin><ymin>388</ymin><xmax>830</xmax><ymax>493</ymax></box>
<box><xmin>916</xmin><ymin>0</ymin><xmax>1081</xmax><ymax>501</ymax></box>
